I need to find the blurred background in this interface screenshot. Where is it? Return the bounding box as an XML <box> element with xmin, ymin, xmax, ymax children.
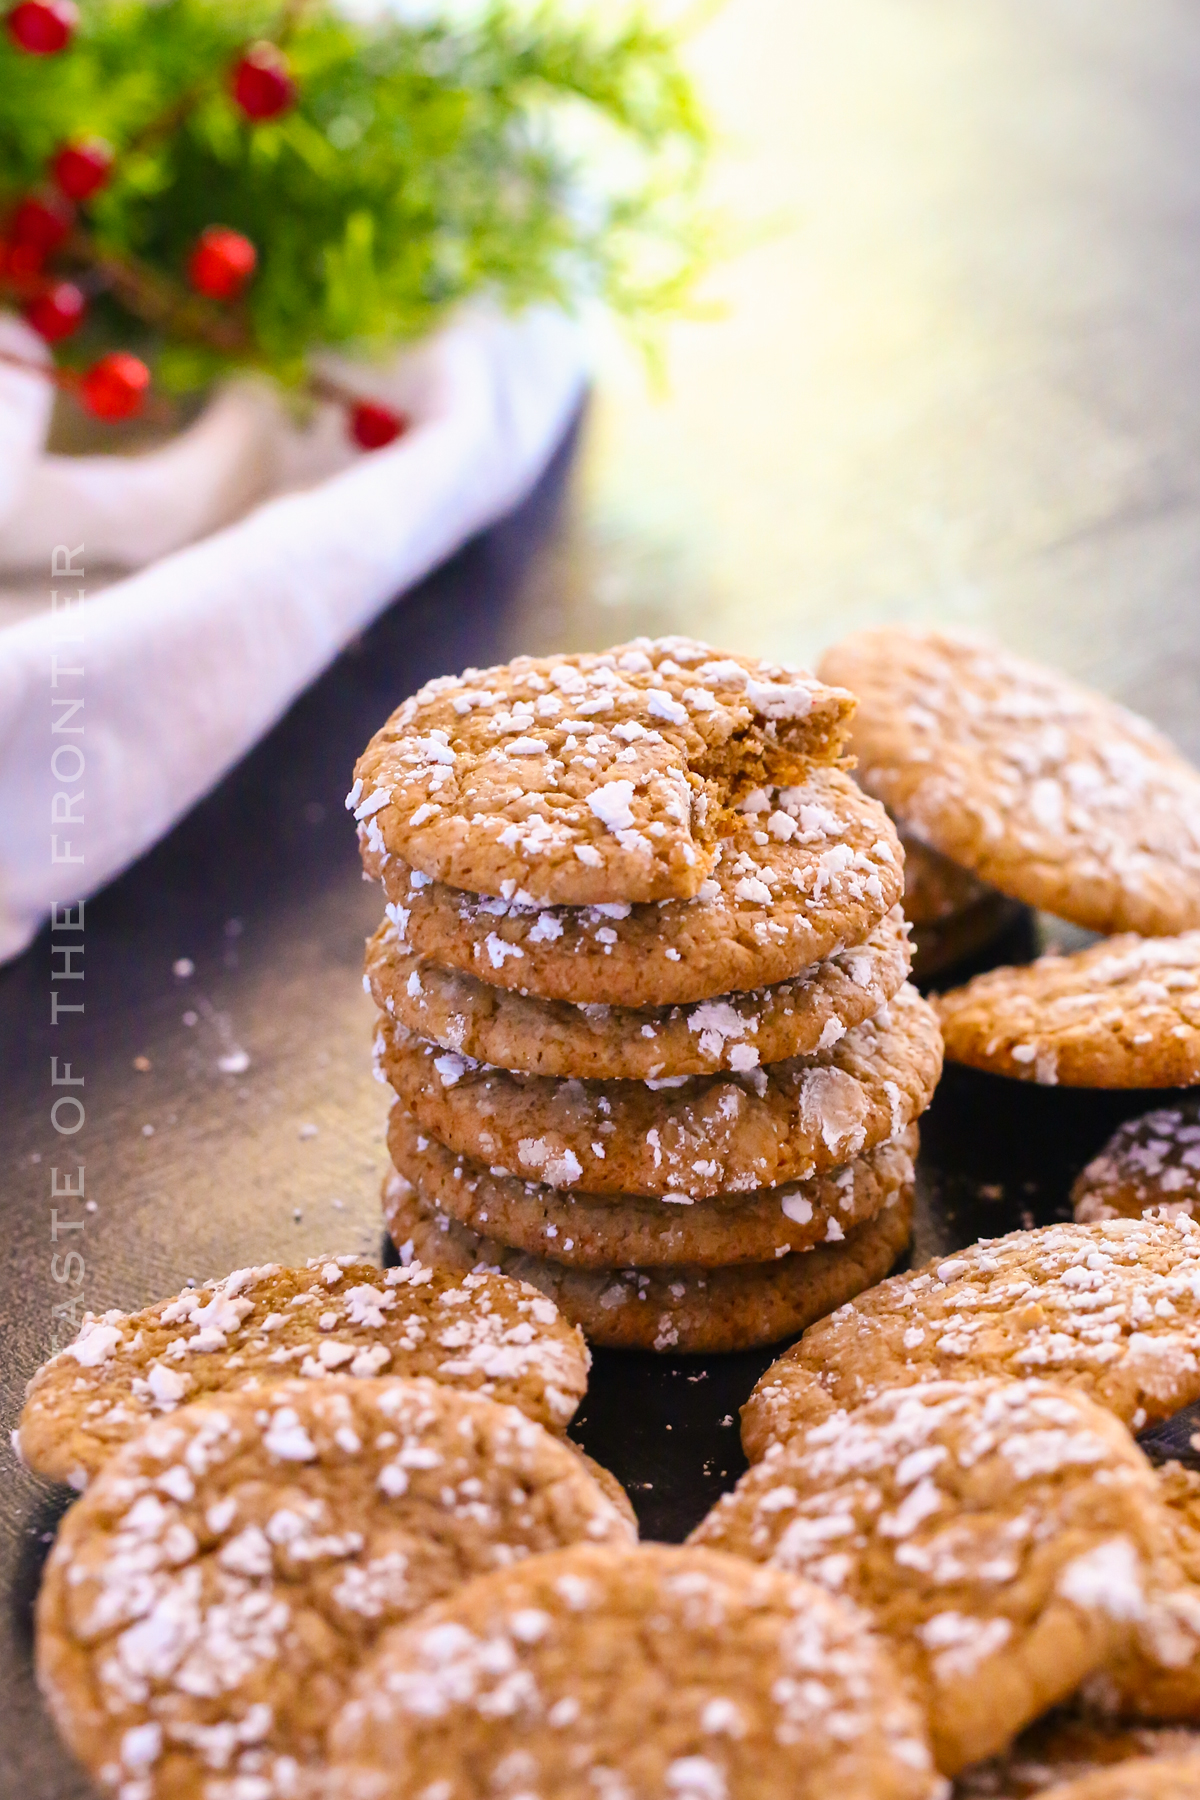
<box><xmin>522</xmin><ymin>0</ymin><xmax>1200</xmax><ymax>757</ymax></box>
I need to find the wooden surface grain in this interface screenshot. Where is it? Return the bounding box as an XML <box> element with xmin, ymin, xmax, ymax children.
<box><xmin>6</xmin><ymin>4</ymin><xmax>1200</xmax><ymax>1792</ymax></box>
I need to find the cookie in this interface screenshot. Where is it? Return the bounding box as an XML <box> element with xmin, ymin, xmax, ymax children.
<box><xmin>740</xmin><ymin>1216</ymin><xmax>1200</xmax><ymax>1462</ymax></box>
<box><xmin>818</xmin><ymin>628</ymin><xmax>1200</xmax><ymax>937</ymax></box>
<box><xmin>328</xmin><ymin>1541</ymin><xmax>943</xmax><ymax>1800</ymax></box>
<box><xmin>902</xmin><ymin>831</ymin><xmax>996</xmax><ymax>928</ymax></box>
<box><xmin>568</xmin><ymin>1449</ymin><xmax>639</xmax><ymax>1534</ymax></box>
<box><xmin>955</xmin><ymin>1720</ymin><xmax>1200</xmax><ymax>1800</ymax></box>
<box><xmin>1026</xmin><ymin>1759</ymin><xmax>1200</xmax><ymax>1800</ymax></box>
<box><xmin>692</xmin><ymin>1378</ymin><xmax>1164</xmax><ymax>1775</ymax></box>
<box><xmin>1080</xmin><ymin>1461</ymin><xmax>1200</xmax><ymax>1723</ymax></box>
<box><xmin>350</xmin><ymin>638</ymin><xmax>857</xmax><ymax>908</ymax></box>
<box><xmin>935</xmin><ymin>934</ymin><xmax>1200</xmax><ymax>1088</ymax></box>
<box><xmin>375</xmin><ymin>982</ymin><xmax>942</xmax><ymax>1201</ymax></box>
<box><xmin>1073</xmin><ymin>1104</ymin><xmax>1200</xmax><ymax>1223</ymax></box>
<box><xmin>365</xmin><ymin>904</ymin><xmax>912</xmax><ymax>1080</ymax></box>
<box><xmin>35</xmin><ymin>1376</ymin><xmax>636</xmax><ymax>1800</ymax></box>
<box><xmin>383</xmin><ymin>1165</ymin><xmax>914</xmax><ymax>1352</ymax></box>
<box><xmin>18</xmin><ymin>1257</ymin><xmax>589</xmax><ymax>1489</ymax></box>
<box><xmin>387</xmin><ymin>1101</ymin><xmax>918</xmax><ymax>1268</ymax></box>
<box><xmin>900</xmin><ymin>828</ymin><xmax>1028</xmax><ymax>982</ymax></box>
<box><xmin>374</xmin><ymin>768</ymin><xmax>905</xmax><ymax>1009</ymax></box>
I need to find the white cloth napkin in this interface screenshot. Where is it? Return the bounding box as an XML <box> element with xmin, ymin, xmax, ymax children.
<box><xmin>0</xmin><ymin>304</ymin><xmax>586</xmax><ymax>964</ymax></box>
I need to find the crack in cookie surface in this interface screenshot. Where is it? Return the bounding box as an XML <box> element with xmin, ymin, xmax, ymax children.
<box><xmin>365</xmin><ymin>904</ymin><xmax>911</xmax><ymax>1080</ymax></box>
<box><xmin>352</xmin><ymin>637</ymin><xmax>856</xmax><ymax>906</ymax></box>
<box><xmin>384</xmin><ymin>1167</ymin><xmax>914</xmax><ymax>1353</ymax></box>
<box><xmin>369</xmin><ymin>767</ymin><xmax>904</xmax><ymax>1008</ymax></box>
<box><xmin>386</xmin><ymin>1102</ymin><xmax>918</xmax><ymax>1267</ymax></box>
<box><xmin>374</xmin><ymin>983</ymin><xmax>942</xmax><ymax>1200</ymax></box>
<box><xmin>819</xmin><ymin>628</ymin><xmax>1200</xmax><ymax>936</ymax></box>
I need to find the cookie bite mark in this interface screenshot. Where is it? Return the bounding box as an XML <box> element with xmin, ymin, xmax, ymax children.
<box><xmin>350</xmin><ymin>638</ymin><xmax>856</xmax><ymax>907</ymax></box>
<box><xmin>373</xmin><ymin>769</ymin><xmax>904</xmax><ymax>1008</ymax></box>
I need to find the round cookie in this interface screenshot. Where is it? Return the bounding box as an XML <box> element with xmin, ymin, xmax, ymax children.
<box><xmin>374</xmin><ymin>768</ymin><xmax>905</xmax><ymax>1009</ymax></box>
<box><xmin>935</xmin><ymin>934</ymin><xmax>1200</xmax><ymax>1088</ymax></box>
<box><xmin>35</xmin><ymin>1377</ymin><xmax>636</xmax><ymax>1800</ymax></box>
<box><xmin>1027</xmin><ymin>1759</ymin><xmax>1200</xmax><ymax>1800</ymax></box>
<box><xmin>384</xmin><ymin>1165</ymin><xmax>915</xmax><ymax>1353</ymax></box>
<box><xmin>18</xmin><ymin>1257</ymin><xmax>589</xmax><ymax>1489</ymax></box>
<box><xmin>692</xmin><ymin>1378</ymin><xmax>1165</xmax><ymax>1776</ymax></box>
<box><xmin>350</xmin><ymin>637</ymin><xmax>856</xmax><ymax>907</ymax></box>
<box><xmin>902</xmin><ymin>830</ymin><xmax>997</xmax><ymax>927</ymax></box>
<box><xmin>365</xmin><ymin>904</ymin><xmax>912</xmax><ymax>1081</ymax></box>
<box><xmin>955</xmin><ymin>1719</ymin><xmax>1200</xmax><ymax>1800</ymax></box>
<box><xmin>1080</xmin><ymin>1461</ymin><xmax>1200</xmax><ymax>1724</ymax></box>
<box><xmin>375</xmin><ymin>982</ymin><xmax>942</xmax><ymax>1201</ymax></box>
<box><xmin>328</xmin><ymin>1541</ymin><xmax>942</xmax><ymax>1800</ymax></box>
<box><xmin>568</xmin><ymin>1448</ymin><xmax>639</xmax><ymax>1535</ymax></box>
<box><xmin>388</xmin><ymin>1102</ymin><xmax>918</xmax><ymax>1268</ymax></box>
<box><xmin>740</xmin><ymin>1216</ymin><xmax>1200</xmax><ymax>1462</ymax></box>
<box><xmin>1073</xmin><ymin>1104</ymin><xmax>1200</xmax><ymax>1223</ymax></box>
<box><xmin>909</xmin><ymin>893</ymin><xmax>1029</xmax><ymax>983</ymax></box>
<box><xmin>900</xmin><ymin>827</ymin><xmax>1028</xmax><ymax>982</ymax></box>
<box><xmin>818</xmin><ymin>627</ymin><xmax>1200</xmax><ymax>937</ymax></box>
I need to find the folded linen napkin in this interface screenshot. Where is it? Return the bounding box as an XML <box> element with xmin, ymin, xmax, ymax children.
<box><xmin>0</xmin><ymin>304</ymin><xmax>586</xmax><ymax>963</ymax></box>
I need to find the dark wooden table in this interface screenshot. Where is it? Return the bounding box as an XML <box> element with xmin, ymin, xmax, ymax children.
<box><xmin>9</xmin><ymin>3</ymin><xmax>1200</xmax><ymax>1792</ymax></box>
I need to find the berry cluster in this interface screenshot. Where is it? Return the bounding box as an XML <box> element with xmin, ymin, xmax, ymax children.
<box><xmin>1</xmin><ymin>1</ymin><xmax>408</xmax><ymax>448</ymax></box>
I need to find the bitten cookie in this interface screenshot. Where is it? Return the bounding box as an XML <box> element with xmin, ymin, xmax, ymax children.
<box><xmin>818</xmin><ymin>628</ymin><xmax>1200</xmax><ymax>936</ymax></box>
<box><xmin>740</xmin><ymin>1217</ymin><xmax>1200</xmax><ymax>1461</ymax></box>
<box><xmin>375</xmin><ymin>982</ymin><xmax>943</xmax><ymax>1200</ymax></box>
<box><xmin>35</xmin><ymin>1377</ymin><xmax>635</xmax><ymax>1800</ymax></box>
<box><xmin>388</xmin><ymin>1103</ymin><xmax>918</xmax><ymax>1268</ymax></box>
<box><xmin>375</xmin><ymin>769</ymin><xmax>905</xmax><ymax>1009</ymax></box>
<box><xmin>935</xmin><ymin>934</ymin><xmax>1200</xmax><ymax>1087</ymax></box>
<box><xmin>692</xmin><ymin>1379</ymin><xmax>1165</xmax><ymax>1775</ymax></box>
<box><xmin>18</xmin><ymin>1257</ymin><xmax>589</xmax><ymax>1488</ymax></box>
<box><xmin>384</xmin><ymin>1166</ymin><xmax>915</xmax><ymax>1353</ymax></box>
<box><xmin>351</xmin><ymin>638</ymin><xmax>856</xmax><ymax>907</ymax></box>
<box><xmin>364</xmin><ymin>904</ymin><xmax>912</xmax><ymax>1080</ymax></box>
<box><xmin>328</xmin><ymin>1542</ymin><xmax>943</xmax><ymax>1800</ymax></box>
<box><xmin>1073</xmin><ymin>1104</ymin><xmax>1200</xmax><ymax>1223</ymax></box>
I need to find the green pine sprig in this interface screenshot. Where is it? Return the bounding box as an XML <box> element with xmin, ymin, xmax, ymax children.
<box><xmin>0</xmin><ymin>0</ymin><xmax>714</xmax><ymax>398</ymax></box>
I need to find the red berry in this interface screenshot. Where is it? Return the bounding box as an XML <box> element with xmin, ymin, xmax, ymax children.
<box><xmin>11</xmin><ymin>192</ymin><xmax>73</xmax><ymax>254</ymax></box>
<box><xmin>80</xmin><ymin>352</ymin><xmax>150</xmax><ymax>421</ymax></box>
<box><xmin>1</xmin><ymin>239</ymin><xmax>45</xmax><ymax>280</ymax></box>
<box><xmin>23</xmin><ymin>279</ymin><xmax>85</xmax><ymax>342</ymax></box>
<box><xmin>6</xmin><ymin>0</ymin><xmax>77</xmax><ymax>53</ymax></box>
<box><xmin>53</xmin><ymin>138</ymin><xmax>114</xmax><ymax>202</ymax></box>
<box><xmin>349</xmin><ymin>400</ymin><xmax>408</xmax><ymax>451</ymax></box>
<box><xmin>230</xmin><ymin>43</ymin><xmax>295</xmax><ymax>121</ymax></box>
<box><xmin>187</xmin><ymin>226</ymin><xmax>257</xmax><ymax>302</ymax></box>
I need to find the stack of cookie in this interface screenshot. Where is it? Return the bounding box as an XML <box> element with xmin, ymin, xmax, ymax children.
<box><xmin>350</xmin><ymin>636</ymin><xmax>945</xmax><ymax>1352</ymax></box>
